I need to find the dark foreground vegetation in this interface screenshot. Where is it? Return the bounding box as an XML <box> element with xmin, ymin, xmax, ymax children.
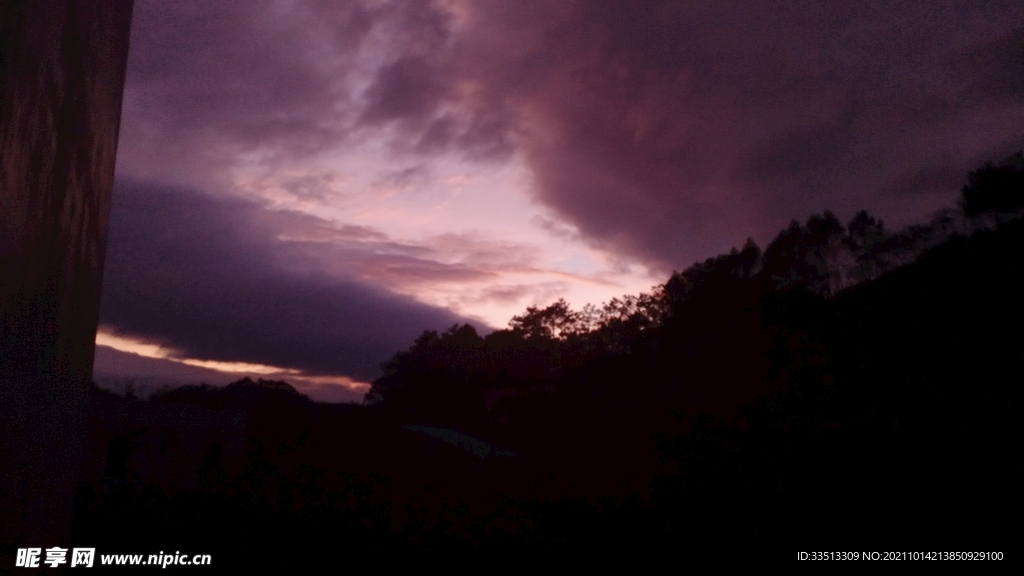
<box><xmin>74</xmin><ymin>155</ymin><xmax>1023</xmax><ymax>565</ymax></box>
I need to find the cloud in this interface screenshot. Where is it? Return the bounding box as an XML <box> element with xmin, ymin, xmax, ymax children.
<box><xmin>119</xmin><ymin>0</ymin><xmax>1024</xmax><ymax>288</ymax></box>
<box><xmin>93</xmin><ymin>345</ymin><xmax>368</xmax><ymax>403</ymax></box>
<box><xmin>883</xmin><ymin>163</ymin><xmax>967</xmax><ymax>198</ymax></box>
<box><xmin>99</xmin><ymin>180</ymin><xmax>479</xmax><ymax>382</ymax></box>
<box><xmin>361</xmin><ymin>56</ymin><xmax>447</xmax><ymax>124</ymax></box>
<box><xmin>371</xmin><ymin>165</ymin><xmax>430</xmax><ymax>193</ymax></box>
<box><xmin>480</xmin><ymin>1</ymin><xmax>1024</xmax><ymax>267</ymax></box>
<box><xmin>117</xmin><ymin>0</ymin><xmax>377</xmax><ymax>186</ymax></box>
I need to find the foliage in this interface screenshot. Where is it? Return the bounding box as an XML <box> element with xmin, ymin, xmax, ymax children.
<box><xmin>762</xmin><ymin>211</ymin><xmax>847</xmax><ymax>295</ymax></box>
<box><xmin>959</xmin><ymin>152</ymin><xmax>1024</xmax><ymax>218</ymax></box>
<box><xmin>367</xmin><ymin>153</ymin><xmax>1024</xmax><ymax>434</ymax></box>
<box><xmin>508</xmin><ymin>299</ymin><xmax>586</xmax><ymax>341</ymax></box>
<box><xmin>77</xmin><ymin>154</ymin><xmax>1024</xmax><ymax>561</ymax></box>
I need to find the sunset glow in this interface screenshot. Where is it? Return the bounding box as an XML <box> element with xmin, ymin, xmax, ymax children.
<box><xmin>92</xmin><ymin>0</ymin><xmax>1024</xmax><ymax>399</ymax></box>
<box><xmin>96</xmin><ymin>328</ymin><xmax>370</xmax><ymax>398</ymax></box>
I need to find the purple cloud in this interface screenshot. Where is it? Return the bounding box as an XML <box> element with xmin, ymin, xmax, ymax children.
<box><xmin>99</xmin><ymin>180</ymin><xmax>479</xmax><ymax>382</ymax></box>
<box><xmin>106</xmin><ymin>0</ymin><xmax>1024</xmax><ymax>380</ymax></box>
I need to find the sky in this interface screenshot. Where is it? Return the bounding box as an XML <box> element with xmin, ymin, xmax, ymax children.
<box><xmin>94</xmin><ymin>0</ymin><xmax>1024</xmax><ymax>402</ymax></box>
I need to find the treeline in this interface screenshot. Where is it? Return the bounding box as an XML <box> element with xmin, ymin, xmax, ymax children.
<box><xmin>74</xmin><ymin>153</ymin><xmax>1023</xmax><ymax>562</ymax></box>
<box><xmin>365</xmin><ymin>151</ymin><xmax>1024</xmax><ymax>432</ymax></box>
<box><xmin>358</xmin><ymin>150</ymin><xmax>1023</xmax><ymax>545</ymax></box>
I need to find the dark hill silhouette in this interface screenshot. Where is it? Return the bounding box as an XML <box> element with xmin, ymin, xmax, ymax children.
<box><xmin>72</xmin><ymin>155</ymin><xmax>1023</xmax><ymax>565</ymax></box>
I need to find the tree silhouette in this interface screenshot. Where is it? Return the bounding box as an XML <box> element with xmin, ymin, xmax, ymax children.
<box><xmin>959</xmin><ymin>151</ymin><xmax>1024</xmax><ymax>219</ymax></box>
<box><xmin>665</xmin><ymin>238</ymin><xmax>762</xmax><ymax>308</ymax></box>
<box><xmin>508</xmin><ymin>298</ymin><xmax>586</xmax><ymax>341</ymax></box>
<box><xmin>845</xmin><ymin>210</ymin><xmax>887</xmax><ymax>284</ymax></box>
<box><xmin>804</xmin><ymin>211</ymin><xmax>846</xmax><ymax>294</ymax></box>
<box><xmin>366</xmin><ymin>324</ymin><xmax>489</xmax><ymax>433</ymax></box>
<box><xmin>762</xmin><ymin>212</ymin><xmax>845</xmax><ymax>295</ymax></box>
<box><xmin>73</xmin><ymin>154</ymin><xmax>1024</xmax><ymax>561</ymax></box>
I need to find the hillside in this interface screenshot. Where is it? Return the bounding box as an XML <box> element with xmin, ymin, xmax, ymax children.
<box><xmin>75</xmin><ymin>213</ymin><xmax>1023</xmax><ymax>563</ymax></box>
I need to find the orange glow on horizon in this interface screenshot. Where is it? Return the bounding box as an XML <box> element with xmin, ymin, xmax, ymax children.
<box><xmin>95</xmin><ymin>328</ymin><xmax>370</xmax><ymax>394</ymax></box>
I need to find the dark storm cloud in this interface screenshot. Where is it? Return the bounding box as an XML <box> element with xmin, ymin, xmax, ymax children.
<box><xmin>328</xmin><ymin>0</ymin><xmax>1024</xmax><ymax>268</ymax></box>
<box><xmin>99</xmin><ymin>181</ymin><xmax>477</xmax><ymax>381</ymax></box>
<box><xmin>361</xmin><ymin>56</ymin><xmax>446</xmax><ymax>124</ymax></box>
<box><xmin>117</xmin><ymin>0</ymin><xmax>378</xmax><ymax>183</ymax></box>
<box><xmin>458</xmin><ymin>0</ymin><xmax>1024</xmax><ymax>268</ymax></box>
<box><xmin>122</xmin><ymin>0</ymin><xmax>1024</xmax><ymax>271</ymax></box>
<box><xmin>947</xmin><ymin>26</ymin><xmax>1024</xmax><ymax>109</ymax></box>
<box><xmin>884</xmin><ymin>163</ymin><xmax>967</xmax><ymax>198</ymax></box>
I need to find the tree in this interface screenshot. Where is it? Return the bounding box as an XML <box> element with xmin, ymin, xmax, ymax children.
<box><xmin>665</xmin><ymin>239</ymin><xmax>762</xmax><ymax>307</ymax></box>
<box><xmin>763</xmin><ymin>213</ymin><xmax>845</xmax><ymax>296</ymax></box>
<box><xmin>508</xmin><ymin>299</ymin><xmax>586</xmax><ymax>340</ymax></box>
<box><xmin>365</xmin><ymin>324</ymin><xmax>489</xmax><ymax>433</ymax></box>
<box><xmin>804</xmin><ymin>211</ymin><xmax>846</xmax><ymax>294</ymax></box>
<box><xmin>959</xmin><ymin>152</ymin><xmax>1024</xmax><ymax>219</ymax></box>
<box><xmin>762</xmin><ymin>220</ymin><xmax>809</xmax><ymax>292</ymax></box>
<box><xmin>845</xmin><ymin>210</ymin><xmax>887</xmax><ymax>284</ymax></box>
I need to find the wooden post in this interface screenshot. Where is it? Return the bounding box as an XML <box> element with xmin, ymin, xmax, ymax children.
<box><xmin>0</xmin><ymin>0</ymin><xmax>134</xmax><ymax>550</ymax></box>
